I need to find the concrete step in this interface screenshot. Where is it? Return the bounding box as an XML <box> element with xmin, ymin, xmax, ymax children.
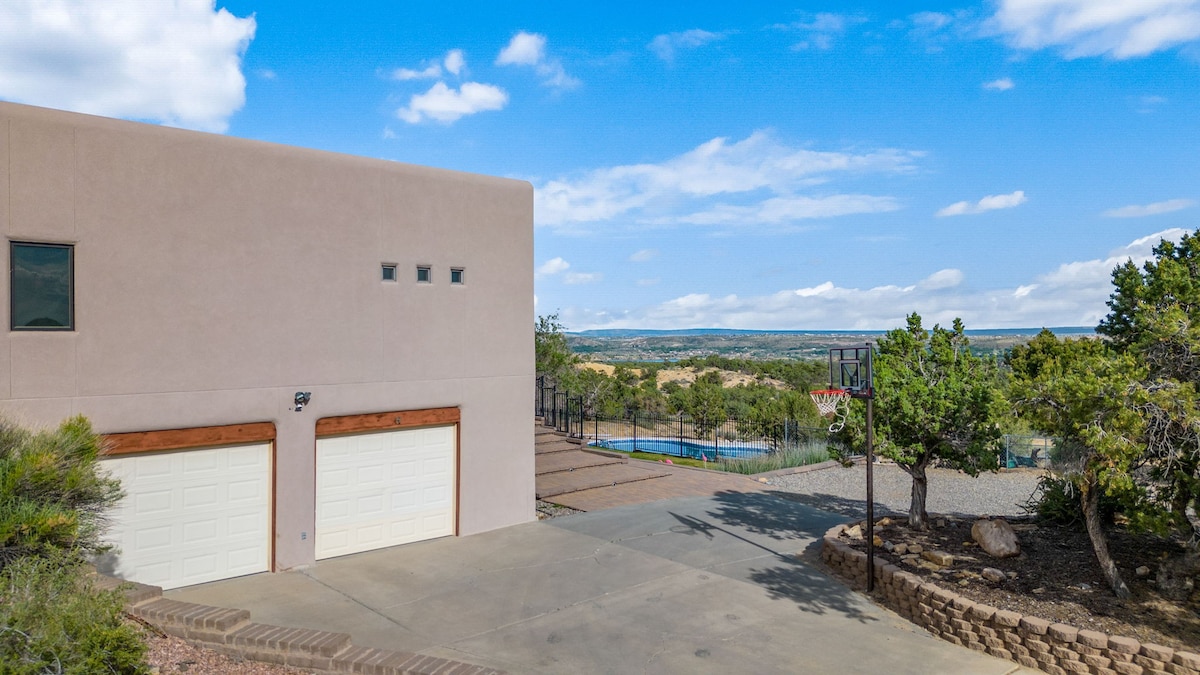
<box><xmin>536</xmin><ymin>449</ymin><xmax>625</xmax><ymax>476</ymax></box>
<box><xmin>535</xmin><ymin>463</ymin><xmax>670</xmax><ymax>499</ymax></box>
<box><xmin>535</xmin><ymin>440</ymin><xmax>579</xmax><ymax>455</ymax></box>
<box><xmin>534</xmin><ymin>426</ymin><xmax>570</xmax><ymax>440</ymax></box>
<box><xmin>535</xmin><ymin>432</ymin><xmax>573</xmax><ymax>444</ymax></box>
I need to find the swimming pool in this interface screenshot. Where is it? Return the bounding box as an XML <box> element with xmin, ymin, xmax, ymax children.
<box><xmin>590</xmin><ymin>437</ymin><xmax>769</xmax><ymax>460</ymax></box>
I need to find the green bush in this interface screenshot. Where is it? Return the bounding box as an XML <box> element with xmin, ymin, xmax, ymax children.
<box><xmin>0</xmin><ymin>554</ymin><xmax>149</xmax><ymax>674</ymax></box>
<box><xmin>0</xmin><ymin>416</ymin><xmax>124</xmax><ymax>568</ymax></box>
<box><xmin>1023</xmin><ymin>473</ymin><xmax>1122</xmax><ymax>527</ymax></box>
<box><xmin>0</xmin><ymin>415</ymin><xmax>148</xmax><ymax>673</ymax></box>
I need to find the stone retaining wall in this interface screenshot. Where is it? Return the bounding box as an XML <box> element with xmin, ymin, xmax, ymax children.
<box><xmin>821</xmin><ymin>523</ymin><xmax>1200</xmax><ymax>675</ymax></box>
<box><xmin>97</xmin><ymin>575</ymin><xmax>503</xmax><ymax>675</ymax></box>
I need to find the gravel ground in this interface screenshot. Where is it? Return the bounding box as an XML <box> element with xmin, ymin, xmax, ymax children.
<box><xmin>766</xmin><ymin>461</ymin><xmax>1045</xmax><ymax>520</ymax></box>
<box><xmin>536</xmin><ymin>499</ymin><xmax>582</xmax><ymax>519</ymax></box>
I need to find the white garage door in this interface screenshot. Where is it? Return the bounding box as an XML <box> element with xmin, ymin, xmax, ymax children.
<box><xmin>100</xmin><ymin>443</ymin><xmax>271</xmax><ymax>590</ymax></box>
<box><xmin>315</xmin><ymin>425</ymin><xmax>456</xmax><ymax>560</ymax></box>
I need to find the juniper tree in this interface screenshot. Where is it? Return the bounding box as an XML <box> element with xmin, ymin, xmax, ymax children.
<box><xmin>1098</xmin><ymin>232</ymin><xmax>1200</xmax><ymax>537</ymax></box>
<box><xmin>842</xmin><ymin>313</ymin><xmax>1002</xmax><ymax>530</ymax></box>
<box><xmin>1007</xmin><ymin>331</ymin><xmax>1155</xmax><ymax>599</ymax></box>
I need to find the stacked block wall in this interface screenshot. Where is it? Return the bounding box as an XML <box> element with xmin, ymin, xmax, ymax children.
<box><xmin>821</xmin><ymin>524</ymin><xmax>1200</xmax><ymax>675</ymax></box>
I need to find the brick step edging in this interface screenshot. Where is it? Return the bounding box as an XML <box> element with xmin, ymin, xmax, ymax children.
<box><xmin>819</xmin><ymin>523</ymin><xmax>1200</xmax><ymax>675</ymax></box>
<box><xmin>99</xmin><ymin>575</ymin><xmax>504</xmax><ymax>675</ymax></box>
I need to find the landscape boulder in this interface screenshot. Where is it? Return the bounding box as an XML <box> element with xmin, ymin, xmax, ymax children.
<box><xmin>971</xmin><ymin>518</ymin><xmax>1020</xmax><ymax>558</ymax></box>
<box><xmin>981</xmin><ymin>567</ymin><xmax>1006</xmax><ymax>583</ymax></box>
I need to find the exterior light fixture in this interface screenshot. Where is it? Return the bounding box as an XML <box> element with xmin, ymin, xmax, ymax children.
<box><xmin>294</xmin><ymin>391</ymin><xmax>312</xmax><ymax>411</ymax></box>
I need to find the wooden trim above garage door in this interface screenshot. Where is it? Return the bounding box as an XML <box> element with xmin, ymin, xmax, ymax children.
<box><xmin>103</xmin><ymin>422</ymin><xmax>277</xmax><ymax>456</ymax></box>
<box><xmin>315</xmin><ymin>407</ymin><xmax>460</xmax><ymax>437</ymax></box>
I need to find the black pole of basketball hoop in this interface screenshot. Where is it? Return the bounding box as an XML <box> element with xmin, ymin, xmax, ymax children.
<box><xmin>860</xmin><ymin>345</ymin><xmax>876</xmax><ymax>592</ymax></box>
<box><xmin>864</xmin><ymin>385</ymin><xmax>875</xmax><ymax>593</ymax></box>
<box><xmin>829</xmin><ymin>344</ymin><xmax>876</xmax><ymax>593</ymax></box>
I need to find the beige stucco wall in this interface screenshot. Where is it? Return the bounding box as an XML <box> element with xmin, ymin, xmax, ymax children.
<box><xmin>0</xmin><ymin>102</ymin><xmax>535</xmax><ymax>570</ymax></box>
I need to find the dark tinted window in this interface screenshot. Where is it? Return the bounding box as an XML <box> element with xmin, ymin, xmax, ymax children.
<box><xmin>11</xmin><ymin>242</ymin><xmax>73</xmax><ymax>330</ymax></box>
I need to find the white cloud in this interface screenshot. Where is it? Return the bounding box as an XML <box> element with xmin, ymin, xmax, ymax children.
<box><xmin>661</xmin><ymin>195</ymin><xmax>901</xmax><ymax>226</ymax></box>
<box><xmin>648</xmin><ymin>29</ymin><xmax>726</xmax><ymax>62</ymax></box>
<box><xmin>394</xmin><ymin>64</ymin><xmax>442</xmax><ymax>80</ymax></box>
<box><xmin>562</xmin><ymin>229</ymin><xmax>1189</xmax><ymax>331</ymax></box>
<box><xmin>496</xmin><ymin>31</ymin><xmax>545</xmax><ymax>66</ymax></box>
<box><xmin>1102</xmin><ymin>198</ymin><xmax>1196</xmax><ymax>218</ymax></box>
<box><xmin>536</xmin><ymin>257</ymin><xmax>571</xmax><ymax>277</ymax></box>
<box><xmin>936</xmin><ymin>190</ymin><xmax>1027</xmax><ymax>216</ymax></box>
<box><xmin>496</xmin><ymin>31</ymin><xmax>579</xmax><ymax>89</ymax></box>
<box><xmin>535</xmin><ymin>130</ymin><xmax>921</xmax><ymax>230</ymax></box>
<box><xmin>444</xmin><ymin>49</ymin><xmax>465</xmax><ymax>76</ymax></box>
<box><xmin>536</xmin><ymin>256</ymin><xmax>600</xmax><ymax>286</ymax></box>
<box><xmin>630</xmin><ymin>249</ymin><xmax>658</xmax><ymax>262</ymax></box>
<box><xmin>397</xmin><ymin>81</ymin><xmax>508</xmax><ymax>124</ymax></box>
<box><xmin>1135</xmin><ymin>94</ymin><xmax>1168</xmax><ymax>113</ymax></box>
<box><xmin>984</xmin><ymin>77</ymin><xmax>1015</xmax><ymax>90</ymax></box>
<box><xmin>394</xmin><ymin>49</ymin><xmax>467</xmax><ymax>81</ymax></box>
<box><xmin>988</xmin><ymin>0</ymin><xmax>1200</xmax><ymax>59</ymax></box>
<box><xmin>777</xmin><ymin>13</ymin><xmax>867</xmax><ymax>51</ymax></box>
<box><xmin>565</xmin><ymin>272</ymin><xmax>602</xmax><ymax>285</ymax></box>
<box><xmin>901</xmin><ymin>10</ymin><xmax>975</xmax><ymax>52</ymax></box>
<box><xmin>912</xmin><ymin>12</ymin><xmax>953</xmax><ymax>31</ymax></box>
<box><xmin>918</xmin><ymin>268</ymin><xmax>965</xmax><ymax>290</ymax></box>
<box><xmin>0</xmin><ymin>0</ymin><xmax>255</xmax><ymax>133</ymax></box>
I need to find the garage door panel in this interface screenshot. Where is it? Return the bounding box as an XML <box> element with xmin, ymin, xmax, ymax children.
<box><xmin>101</xmin><ymin>443</ymin><xmax>271</xmax><ymax>590</ymax></box>
<box><xmin>182</xmin><ymin>519</ymin><xmax>218</xmax><ymax>543</ymax></box>
<box><xmin>228</xmin><ymin>478</ymin><xmax>265</xmax><ymax>504</ymax></box>
<box><xmin>182</xmin><ymin>484</ymin><xmax>218</xmax><ymax>508</ymax></box>
<box><xmin>388</xmin><ymin>519</ymin><xmax>417</xmax><ymax>538</ymax></box>
<box><xmin>391</xmin><ymin>460</ymin><xmax>417</xmax><ymax>479</ymax></box>
<box><xmin>133</xmin><ymin>489</ymin><xmax>174</xmax><ymax>514</ymax></box>
<box><xmin>183</xmin><ymin>452</ymin><xmax>219</xmax><ymax>472</ymax></box>
<box><xmin>390</xmin><ymin>489</ymin><xmax>417</xmax><ymax>510</ymax></box>
<box><xmin>316</xmin><ymin>425</ymin><xmax>455</xmax><ymax>560</ymax></box>
<box><xmin>356</xmin><ymin>465</ymin><xmax>387</xmax><ymax>485</ymax></box>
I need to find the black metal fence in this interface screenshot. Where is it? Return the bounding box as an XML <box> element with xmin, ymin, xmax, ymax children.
<box><xmin>535</xmin><ymin>375</ymin><xmax>829</xmax><ymax>461</ymax></box>
<box><xmin>534</xmin><ymin>376</ymin><xmax>585</xmax><ymax>437</ymax></box>
<box><xmin>536</xmin><ymin>374</ymin><xmax>1058</xmax><ymax>468</ymax></box>
<box><xmin>1003</xmin><ymin>434</ymin><xmax>1058</xmax><ymax>470</ymax></box>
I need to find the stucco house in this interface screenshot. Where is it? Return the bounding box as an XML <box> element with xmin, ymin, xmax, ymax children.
<box><xmin>0</xmin><ymin>101</ymin><xmax>534</xmax><ymax>589</ymax></box>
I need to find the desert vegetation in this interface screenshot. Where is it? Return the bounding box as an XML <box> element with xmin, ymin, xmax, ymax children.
<box><xmin>0</xmin><ymin>416</ymin><xmax>150</xmax><ymax>673</ymax></box>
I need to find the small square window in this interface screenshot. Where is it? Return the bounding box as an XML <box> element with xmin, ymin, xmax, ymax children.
<box><xmin>381</xmin><ymin>264</ymin><xmax>397</xmax><ymax>282</ymax></box>
<box><xmin>450</xmin><ymin>268</ymin><xmax>464</xmax><ymax>285</ymax></box>
<box><xmin>416</xmin><ymin>265</ymin><xmax>432</xmax><ymax>283</ymax></box>
<box><xmin>11</xmin><ymin>241</ymin><xmax>74</xmax><ymax>331</ymax></box>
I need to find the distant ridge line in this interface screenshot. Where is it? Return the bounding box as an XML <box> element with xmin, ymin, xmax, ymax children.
<box><xmin>570</xmin><ymin>327</ymin><xmax>1095</xmax><ymax>338</ymax></box>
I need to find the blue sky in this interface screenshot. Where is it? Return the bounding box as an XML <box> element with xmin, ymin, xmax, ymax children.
<box><xmin>1</xmin><ymin>1</ymin><xmax>1198</xmax><ymax>330</ymax></box>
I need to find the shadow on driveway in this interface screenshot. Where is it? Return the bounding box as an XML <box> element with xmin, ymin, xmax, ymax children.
<box><xmin>658</xmin><ymin>490</ymin><xmax>879</xmax><ymax>623</ymax></box>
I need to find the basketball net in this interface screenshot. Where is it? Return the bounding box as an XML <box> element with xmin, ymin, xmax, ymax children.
<box><xmin>810</xmin><ymin>389</ymin><xmax>851</xmax><ymax>433</ymax></box>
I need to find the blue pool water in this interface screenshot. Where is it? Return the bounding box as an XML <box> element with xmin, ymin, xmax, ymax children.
<box><xmin>591</xmin><ymin>437</ymin><xmax>768</xmax><ymax>460</ymax></box>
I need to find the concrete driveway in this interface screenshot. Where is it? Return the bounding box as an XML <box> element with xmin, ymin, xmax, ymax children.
<box><xmin>168</xmin><ymin>492</ymin><xmax>1029</xmax><ymax>674</ymax></box>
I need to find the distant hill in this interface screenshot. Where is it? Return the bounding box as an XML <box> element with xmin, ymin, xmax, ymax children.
<box><xmin>571</xmin><ymin>327</ymin><xmax>1095</xmax><ymax>338</ymax></box>
<box><xmin>565</xmin><ymin>327</ymin><xmax>1095</xmax><ymax>362</ymax></box>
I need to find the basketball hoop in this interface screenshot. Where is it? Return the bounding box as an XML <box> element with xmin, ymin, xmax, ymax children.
<box><xmin>810</xmin><ymin>388</ymin><xmax>851</xmax><ymax>432</ymax></box>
